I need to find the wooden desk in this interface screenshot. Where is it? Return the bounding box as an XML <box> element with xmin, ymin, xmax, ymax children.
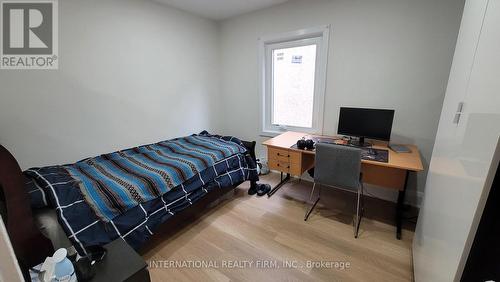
<box><xmin>262</xmin><ymin>131</ymin><xmax>424</xmax><ymax>239</ymax></box>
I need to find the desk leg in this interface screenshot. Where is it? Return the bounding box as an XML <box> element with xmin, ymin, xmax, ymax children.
<box><xmin>267</xmin><ymin>172</ymin><xmax>290</xmax><ymax>197</ymax></box>
<box><xmin>396</xmin><ymin>171</ymin><xmax>410</xmax><ymax>240</ymax></box>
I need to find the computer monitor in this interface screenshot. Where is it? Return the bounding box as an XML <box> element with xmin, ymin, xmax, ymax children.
<box><xmin>338</xmin><ymin>107</ymin><xmax>395</xmax><ymax>147</ymax></box>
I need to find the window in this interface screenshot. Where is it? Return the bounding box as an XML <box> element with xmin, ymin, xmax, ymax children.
<box><xmin>260</xmin><ymin>26</ymin><xmax>329</xmax><ymax>135</ymax></box>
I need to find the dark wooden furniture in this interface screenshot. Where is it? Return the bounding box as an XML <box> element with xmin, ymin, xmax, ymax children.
<box><xmin>0</xmin><ymin>145</ymin><xmax>53</xmax><ymax>280</ymax></box>
<box><xmin>92</xmin><ymin>239</ymin><xmax>150</xmax><ymax>282</ymax></box>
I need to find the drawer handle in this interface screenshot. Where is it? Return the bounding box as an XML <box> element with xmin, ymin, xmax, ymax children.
<box><xmin>276</xmin><ymin>163</ymin><xmax>290</xmax><ymax>169</ymax></box>
<box><xmin>277</xmin><ymin>153</ymin><xmax>290</xmax><ymax>157</ymax></box>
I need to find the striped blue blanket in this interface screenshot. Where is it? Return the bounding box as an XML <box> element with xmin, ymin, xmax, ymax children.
<box><xmin>24</xmin><ymin>133</ymin><xmax>258</xmax><ymax>255</ymax></box>
<box><xmin>62</xmin><ymin>135</ymin><xmax>247</xmax><ymax>221</ymax></box>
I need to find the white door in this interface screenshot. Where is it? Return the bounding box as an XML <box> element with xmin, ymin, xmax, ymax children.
<box><xmin>413</xmin><ymin>0</ymin><xmax>500</xmax><ymax>281</ymax></box>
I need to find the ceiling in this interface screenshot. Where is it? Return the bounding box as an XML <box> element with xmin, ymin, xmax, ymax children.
<box><xmin>154</xmin><ymin>0</ymin><xmax>290</xmax><ymax>21</ymax></box>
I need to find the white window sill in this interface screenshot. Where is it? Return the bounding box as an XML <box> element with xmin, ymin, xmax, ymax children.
<box><xmin>260</xmin><ymin>128</ymin><xmax>321</xmax><ymax>138</ymax></box>
<box><xmin>260</xmin><ymin>130</ymin><xmax>283</xmax><ymax>138</ymax></box>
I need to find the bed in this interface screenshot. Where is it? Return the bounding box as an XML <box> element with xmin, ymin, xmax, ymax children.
<box><xmin>0</xmin><ymin>132</ymin><xmax>259</xmax><ymax>277</ymax></box>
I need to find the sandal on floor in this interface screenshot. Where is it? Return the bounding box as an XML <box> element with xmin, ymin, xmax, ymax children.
<box><xmin>256</xmin><ymin>184</ymin><xmax>271</xmax><ymax>196</ymax></box>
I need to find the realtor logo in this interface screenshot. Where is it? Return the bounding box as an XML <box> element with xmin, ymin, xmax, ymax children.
<box><xmin>0</xmin><ymin>0</ymin><xmax>58</xmax><ymax>69</ymax></box>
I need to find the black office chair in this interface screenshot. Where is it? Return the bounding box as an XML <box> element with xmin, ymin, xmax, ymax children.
<box><xmin>304</xmin><ymin>143</ymin><xmax>365</xmax><ymax>238</ymax></box>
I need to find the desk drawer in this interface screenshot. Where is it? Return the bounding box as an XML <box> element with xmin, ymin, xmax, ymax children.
<box><xmin>268</xmin><ymin>147</ymin><xmax>301</xmax><ymax>164</ymax></box>
<box><xmin>268</xmin><ymin>156</ymin><xmax>302</xmax><ymax>175</ymax></box>
<box><xmin>268</xmin><ymin>159</ymin><xmax>291</xmax><ymax>174</ymax></box>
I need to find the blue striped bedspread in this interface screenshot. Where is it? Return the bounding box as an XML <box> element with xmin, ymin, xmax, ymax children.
<box><xmin>63</xmin><ymin>135</ymin><xmax>247</xmax><ymax>221</ymax></box>
<box><xmin>24</xmin><ymin>133</ymin><xmax>258</xmax><ymax>255</ymax></box>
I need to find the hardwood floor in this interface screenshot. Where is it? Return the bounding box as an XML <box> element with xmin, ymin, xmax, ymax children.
<box><xmin>143</xmin><ymin>173</ymin><xmax>415</xmax><ymax>282</ymax></box>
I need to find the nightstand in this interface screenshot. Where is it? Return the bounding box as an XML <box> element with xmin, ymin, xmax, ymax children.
<box><xmin>91</xmin><ymin>239</ymin><xmax>150</xmax><ymax>282</ymax></box>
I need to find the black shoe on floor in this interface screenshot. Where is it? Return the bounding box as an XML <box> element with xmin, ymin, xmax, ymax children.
<box><xmin>248</xmin><ymin>185</ymin><xmax>258</xmax><ymax>195</ymax></box>
<box><xmin>256</xmin><ymin>184</ymin><xmax>271</xmax><ymax>196</ymax></box>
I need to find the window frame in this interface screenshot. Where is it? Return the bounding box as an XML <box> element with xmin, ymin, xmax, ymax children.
<box><xmin>259</xmin><ymin>25</ymin><xmax>330</xmax><ymax>136</ymax></box>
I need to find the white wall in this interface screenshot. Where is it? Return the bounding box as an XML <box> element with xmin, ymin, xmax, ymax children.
<box><xmin>217</xmin><ymin>0</ymin><xmax>465</xmax><ymax>205</ymax></box>
<box><xmin>0</xmin><ymin>0</ymin><xmax>220</xmax><ymax>169</ymax></box>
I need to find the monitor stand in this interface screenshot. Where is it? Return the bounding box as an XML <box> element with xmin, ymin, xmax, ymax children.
<box><xmin>349</xmin><ymin>137</ymin><xmax>371</xmax><ymax>148</ymax></box>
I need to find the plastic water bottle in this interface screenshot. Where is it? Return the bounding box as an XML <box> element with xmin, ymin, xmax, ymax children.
<box><xmin>53</xmin><ymin>248</ymin><xmax>76</xmax><ymax>282</ymax></box>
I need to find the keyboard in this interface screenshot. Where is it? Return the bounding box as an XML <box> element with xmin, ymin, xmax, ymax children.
<box><xmin>315</xmin><ymin>141</ymin><xmax>389</xmax><ymax>163</ymax></box>
<box><xmin>293</xmin><ymin>140</ymin><xmax>390</xmax><ymax>163</ymax></box>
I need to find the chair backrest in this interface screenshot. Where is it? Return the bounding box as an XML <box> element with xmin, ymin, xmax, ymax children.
<box><xmin>314</xmin><ymin>143</ymin><xmax>362</xmax><ymax>190</ymax></box>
